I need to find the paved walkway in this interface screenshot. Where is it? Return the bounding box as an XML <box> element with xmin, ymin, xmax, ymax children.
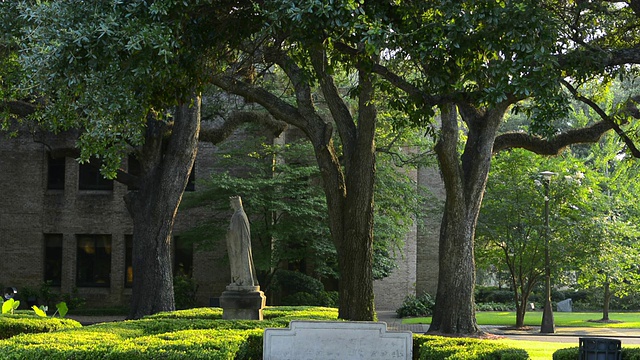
<box><xmin>376</xmin><ymin>310</ymin><xmax>640</xmax><ymax>344</ymax></box>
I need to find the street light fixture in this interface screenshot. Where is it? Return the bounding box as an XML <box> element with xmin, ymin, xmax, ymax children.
<box><xmin>540</xmin><ymin>171</ymin><xmax>556</xmax><ymax>334</ymax></box>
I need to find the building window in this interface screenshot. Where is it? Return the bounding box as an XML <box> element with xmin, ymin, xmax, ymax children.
<box><xmin>79</xmin><ymin>162</ymin><xmax>113</xmax><ymax>191</ymax></box>
<box><xmin>47</xmin><ymin>155</ymin><xmax>65</xmax><ymax>190</ymax></box>
<box><xmin>125</xmin><ymin>235</ymin><xmax>133</xmax><ymax>287</ymax></box>
<box><xmin>76</xmin><ymin>234</ymin><xmax>112</xmax><ymax>287</ymax></box>
<box><xmin>44</xmin><ymin>234</ymin><xmax>63</xmax><ymax>286</ymax></box>
<box><xmin>173</xmin><ymin>237</ymin><xmax>193</xmax><ymax>277</ymax></box>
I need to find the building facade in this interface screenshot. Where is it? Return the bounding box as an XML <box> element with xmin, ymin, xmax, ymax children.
<box><xmin>0</xmin><ymin>128</ymin><xmax>442</xmax><ymax>311</ymax></box>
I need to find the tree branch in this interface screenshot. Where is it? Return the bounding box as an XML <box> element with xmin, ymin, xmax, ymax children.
<box><xmin>2</xmin><ymin>100</ymin><xmax>37</xmax><ymax>117</ymax></box>
<box><xmin>561</xmin><ymin>79</ymin><xmax>640</xmax><ymax>158</ymax></box>
<box><xmin>199</xmin><ymin>110</ymin><xmax>287</xmax><ymax>144</ymax></box>
<box><xmin>493</xmin><ymin>121</ymin><xmax>614</xmax><ymax>155</ymax></box>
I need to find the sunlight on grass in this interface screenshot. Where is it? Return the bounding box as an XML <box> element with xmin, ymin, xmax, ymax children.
<box><xmin>403</xmin><ymin>312</ymin><xmax>640</xmax><ymax>328</ymax></box>
<box><xmin>493</xmin><ymin>339</ymin><xmax>573</xmax><ymax>360</ymax></box>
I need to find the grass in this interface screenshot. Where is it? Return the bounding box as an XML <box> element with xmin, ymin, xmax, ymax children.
<box><xmin>403</xmin><ymin>311</ymin><xmax>640</xmax><ymax>328</ymax></box>
<box><xmin>493</xmin><ymin>339</ymin><xmax>572</xmax><ymax>360</ymax></box>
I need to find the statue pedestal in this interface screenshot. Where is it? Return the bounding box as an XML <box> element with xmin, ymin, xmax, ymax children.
<box><xmin>220</xmin><ymin>285</ymin><xmax>266</xmax><ymax>320</ymax></box>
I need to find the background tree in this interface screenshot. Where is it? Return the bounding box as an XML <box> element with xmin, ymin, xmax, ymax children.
<box><xmin>573</xmin><ymin>134</ymin><xmax>640</xmax><ymax>321</ymax></box>
<box><xmin>476</xmin><ymin>148</ymin><xmax>606</xmax><ymax>327</ymax></box>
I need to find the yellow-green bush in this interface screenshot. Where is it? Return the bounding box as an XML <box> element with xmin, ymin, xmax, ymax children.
<box><xmin>0</xmin><ymin>314</ymin><xmax>82</xmax><ymax>340</ymax></box>
<box><xmin>0</xmin><ymin>306</ymin><xmax>338</xmax><ymax>360</ymax></box>
<box><xmin>553</xmin><ymin>347</ymin><xmax>640</xmax><ymax>360</ymax></box>
<box><xmin>413</xmin><ymin>334</ymin><xmax>529</xmax><ymax>360</ymax></box>
<box><xmin>1</xmin><ymin>307</ymin><xmax>530</xmax><ymax>360</ymax></box>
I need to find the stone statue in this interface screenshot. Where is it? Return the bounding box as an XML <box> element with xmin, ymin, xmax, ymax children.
<box><xmin>226</xmin><ymin>196</ymin><xmax>258</xmax><ymax>287</ymax></box>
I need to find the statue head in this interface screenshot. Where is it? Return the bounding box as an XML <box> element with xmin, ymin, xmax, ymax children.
<box><xmin>229</xmin><ymin>196</ymin><xmax>243</xmax><ymax>211</ymax></box>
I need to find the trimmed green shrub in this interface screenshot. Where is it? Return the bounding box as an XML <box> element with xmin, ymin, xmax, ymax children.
<box><xmin>271</xmin><ymin>270</ymin><xmax>324</xmax><ymax>295</ymax></box>
<box><xmin>553</xmin><ymin>347</ymin><xmax>640</xmax><ymax>360</ymax></box>
<box><xmin>173</xmin><ymin>275</ymin><xmax>198</xmax><ymax>310</ymax></box>
<box><xmin>396</xmin><ymin>292</ymin><xmax>435</xmax><ymax>318</ymax></box>
<box><xmin>0</xmin><ymin>314</ymin><xmax>82</xmax><ymax>340</ymax></box>
<box><xmin>0</xmin><ymin>306</ymin><xmax>339</xmax><ymax>359</ymax></box>
<box><xmin>413</xmin><ymin>334</ymin><xmax>529</xmax><ymax>360</ymax></box>
<box><xmin>281</xmin><ymin>291</ymin><xmax>338</xmax><ymax>307</ymax></box>
<box><xmin>476</xmin><ymin>302</ymin><xmax>516</xmax><ymax>311</ymax></box>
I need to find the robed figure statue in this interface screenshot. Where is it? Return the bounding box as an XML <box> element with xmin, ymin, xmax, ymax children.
<box><xmin>226</xmin><ymin>196</ymin><xmax>258</xmax><ymax>287</ymax></box>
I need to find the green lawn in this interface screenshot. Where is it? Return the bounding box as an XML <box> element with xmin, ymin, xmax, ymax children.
<box><xmin>493</xmin><ymin>339</ymin><xmax>573</xmax><ymax>360</ymax></box>
<box><xmin>403</xmin><ymin>311</ymin><xmax>640</xmax><ymax>328</ymax></box>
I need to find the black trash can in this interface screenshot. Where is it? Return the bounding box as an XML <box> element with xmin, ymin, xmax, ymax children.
<box><xmin>579</xmin><ymin>337</ymin><xmax>621</xmax><ymax>360</ymax></box>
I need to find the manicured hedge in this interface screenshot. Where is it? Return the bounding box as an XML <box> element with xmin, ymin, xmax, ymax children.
<box><xmin>553</xmin><ymin>347</ymin><xmax>640</xmax><ymax>360</ymax></box>
<box><xmin>0</xmin><ymin>307</ymin><xmax>530</xmax><ymax>359</ymax></box>
<box><xmin>413</xmin><ymin>334</ymin><xmax>529</xmax><ymax>360</ymax></box>
<box><xmin>0</xmin><ymin>314</ymin><xmax>82</xmax><ymax>340</ymax></box>
<box><xmin>0</xmin><ymin>306</ymin><xmax>338</xmax><ymax>360</ymax></box>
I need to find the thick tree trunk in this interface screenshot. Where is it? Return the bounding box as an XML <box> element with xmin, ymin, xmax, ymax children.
<box><xmin>430</xmin><ymin>210</ymin><xmax>479</xmax><ymax>333</ymax></box>
<box><xmin>318</xmin><ymin>66</ymin><xmax>377</xmax><ymax>321</ymax></box>
<box><xmin>516</xmin><ymin>304</ymin><xmax>526</xmax><ymax>328</ymax></box>
<box><xmin>125</xmin><ymin>96</ymin><xmax>201</xmax><ymax>319</ymax></box>
<box><xmin>429</xmin><ymin>102</ymin><xmax>507</xmax><ymax>334</ymax></box>
<box><xmin>212</xmin><ymin>47</ymin><xmax>378</xmax><ymax>321</ymax></box>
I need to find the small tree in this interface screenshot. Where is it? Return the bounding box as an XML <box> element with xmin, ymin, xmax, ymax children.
<box><xmin>180</xmin><ymin>134</ymin><xmax>425</xmax><ymax>296</ymax></box>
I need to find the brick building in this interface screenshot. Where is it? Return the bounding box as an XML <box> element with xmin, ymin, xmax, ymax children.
<box><xmin>0</xmin><ymin>128</ymin><xmax>442</xmax><ymax>311</ymax></box>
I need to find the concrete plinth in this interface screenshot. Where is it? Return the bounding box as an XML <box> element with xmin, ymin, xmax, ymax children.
<box><xmin>220</xmin><ymin>286</ymin><xmax>266</xmax><ymax>320</ymax></box>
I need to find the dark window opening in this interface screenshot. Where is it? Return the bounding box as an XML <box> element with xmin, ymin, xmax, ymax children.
<box><xmin>76</xmin><ymin>234</ymin><xmax>112</xmax><ymax>287</ymax></box>
<box><xmin>125</xmin><ymin>235</ymin><xmax>133</xmax><ymax>287</ymax></box>
<box><xmin>79</xmin><ymin>162</ymin><xmax>113</xmax><ymax>191</ymax></box>
<box><xmin>44</xmin><ymin>234</ymin><xmax>63</xmax><ymax>286</ymax></box>
<box><xmin>47</xmin><ymin>155</ymin><xmax>65</xmax><ymax>190</ymax></box>
<box><xmin>173</xmin><ymin>236</ymin><xmax>193</xmax><ymax>277</ymax></box>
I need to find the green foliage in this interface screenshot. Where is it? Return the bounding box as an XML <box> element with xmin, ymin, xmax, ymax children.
<box><xmin>31</xmin><ymin>306</ymin><xmax>46</xmax><ymax>318</ymax></box>
<box><xmin>1</xmin><ymin>299</ymin><xmax>19</xmax><ymax>315</ymax></box>
<box><xmin>12</xmin><ymin>0</ymin><xmax>254</xmax><ymax>176</ymax></box>
<box><xmin>0</xmin><ymin>314</ymin><xmax>81</xmax><ymax>340</ymax></box>
<box><xmin>475</xmin><ymin>303</ymin><xmax>516</xmax><ymax>312</ymax></box>
<box><xmin>271</xmin><ymin>270</ymin><xmax>338</xmax><ymax>307</ymax></box>
<box><xmin>552</xmin><ymin>347</ymin><xmax>578</xmax><ymax>360</ymax></box>
<box><xmin>55</xmin><ymin>302</ymin><xmax>68</xmax><ymax>318</ymax></box>
<box><xmin>0</xmin><ymin>306</ymin><xmax>338</xmax><ymax>359</ymax></box>
<box><xmin>181</xmin><ymin>136</ymin><xmax>423</xmax><ymax>288</ymax></box>
<box><xmin>552</xmin><ymin>346</ymin><xmax>639</xmax><ymax>360</ymax></box>
<box><xmin>32</xmin><ymin>302</ymin><xmax>68</xmax><ymax>318</ymax></box>
<box><xmin>475</xmin><ymin>287</ymin><xmax>515</xmax><ymax>305</ymax></box>
<box><xmin>413</xmin><ymin>335</ymin><xmax>529</xmax><ymax>360</ymax></box>
<box><xmin>180</xmin><ymin>138</ymin><xmax>335</xmax><ymax>281</ymax></box>
<box><xmin>476</xmin><ymin>142</ymin><xmax>640</xmax><ymax>317</ymax></box>
<box><xmin>173</xmin><ymin>275</ymin><xmax>198</xmax><ymax>310</ymax></box>
<box><xmin>396</xmin><ymin>293</ymin><xmax>435</xmax><ymax>318</ymax></box>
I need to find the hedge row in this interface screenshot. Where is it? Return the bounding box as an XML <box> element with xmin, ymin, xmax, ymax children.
<box><xmin>0</xmin><ymin>307</ymin><xmax>530</xmax><ymax>359</ymax></box>
<box><xmin>553</xmin><ymin>347</ymin><xmax>640</xmax><ymax>360</ymax></box>
<box><xmin>0</xmin><ymin>314</ymin><xmax>81</xmax><ymax>340</ymax></box>
<box><xmin>413</xmin><ymin>335</ymin><xmax>529</xmax><ymax>360</ymax></box>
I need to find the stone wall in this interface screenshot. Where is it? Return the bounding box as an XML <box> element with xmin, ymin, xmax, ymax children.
<box><xmin>415</xmin><ymin>165</ymin><xmax>445</xmax><ymax>298</ymax></box>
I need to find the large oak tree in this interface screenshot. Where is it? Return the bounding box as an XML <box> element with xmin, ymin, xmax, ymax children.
<box><xmin>2</xmin><ymin>0</ymin><xmax>284</xmax><ymax>319</ymax></box>
<box><xmin>363</xmin><ymin>0</ymin><xmax>640</xmax><ymax>334</ymax></box>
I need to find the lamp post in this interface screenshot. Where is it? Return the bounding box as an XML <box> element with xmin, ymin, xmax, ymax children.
<box><xmin>540</xmin><ymin>171</ymin><xmax>556</xmax><ymax>334</ymax></box>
